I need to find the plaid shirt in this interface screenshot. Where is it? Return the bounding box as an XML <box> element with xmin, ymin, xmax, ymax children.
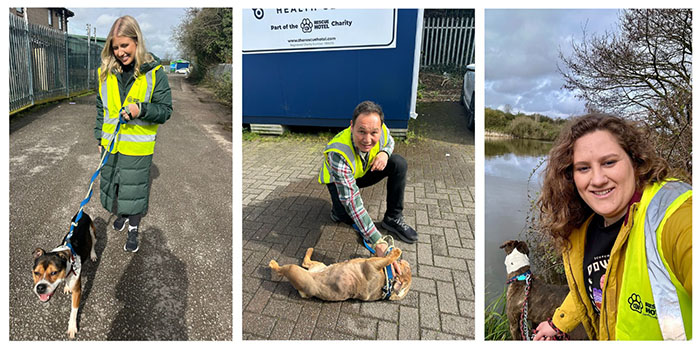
<box><xmin>328</xmin><ymin>131</ymin><xmax>394</xmax><ymax>244</ymax></box>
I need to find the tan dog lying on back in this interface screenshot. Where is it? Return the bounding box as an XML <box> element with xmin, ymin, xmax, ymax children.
<box><xmin>269</xmin><ymin>247</ymin><xmax>412</xmax><ymax>301</ymax></box>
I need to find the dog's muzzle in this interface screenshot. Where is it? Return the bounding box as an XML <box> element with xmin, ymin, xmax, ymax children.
<box><xmin>35</xmin><ymin>283</ymin><xmax>54</xmax><ymax>302</ymax></box>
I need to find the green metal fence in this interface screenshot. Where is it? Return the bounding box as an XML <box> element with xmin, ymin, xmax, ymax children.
<box><xmin>9</xmin><ymin>14</ymin><xmax>103</xmax><ymax>114</ymax></box>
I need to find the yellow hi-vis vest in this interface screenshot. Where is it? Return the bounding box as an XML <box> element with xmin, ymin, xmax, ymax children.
<box><xmin>318</xmin><ymin>124</ymin><xmax>390</xmax><ymax>184</ymax></box>
<box><xmin>98</xmin><ymin>65</ymin><xmax>162</xmax><ymax>156</ymax></box>
<box><xmin>616</xmin><ymin>180</ymin><xmax>692</xmax><ymax>340</ymax></box>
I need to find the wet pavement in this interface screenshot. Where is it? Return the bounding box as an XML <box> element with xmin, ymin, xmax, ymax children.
<box><xmin>242</xmin><ymin>101</ymin><xmax>475</xmax><ymax>340</ymax></box>
<box><xmin>8</xmin><ymin>74</ymin><xmax>232</xmax><ymax>340</ymax></box>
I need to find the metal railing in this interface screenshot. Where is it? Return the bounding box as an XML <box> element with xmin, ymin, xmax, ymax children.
<box><xmin>420</xmin><ymin>14</ymin><xmax>475</xmax><ymax>69</ymax></box>
<box><xmin>9</xmin><ymin>14</ymin><xmax>103</xmax><ymax>114</ymax></box>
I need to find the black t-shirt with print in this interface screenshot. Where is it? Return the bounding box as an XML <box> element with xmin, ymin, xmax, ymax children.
<box><xmin>583</xmin><ymin>215</ymin><xmax>624</xmax><ymax>314</ymax></box>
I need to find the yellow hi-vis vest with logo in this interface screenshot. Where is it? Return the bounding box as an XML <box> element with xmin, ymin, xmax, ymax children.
<box><xmin>318</xmin><ymin>124</ymin><xmax>390</xmax><ymax>184</ymax></box>
<box><xmin>616</xmin><ymin>180</ymin><xmax>692</xmax><ymax>340</ymax></box>
<box><xmin>98</xmin><ymin>65</ymin><xmax>161</xmax><ymax>156</ymax></box>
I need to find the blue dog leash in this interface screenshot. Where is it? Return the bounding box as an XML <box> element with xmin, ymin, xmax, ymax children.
<box><xmin>353</xmin><ymin>224</ymin><xmax>396</xmax><ymax>300</ymax></box>
<box><xmin>64</xmin><ymin>109</ymin><xmax>127</xmax><ymax>254</ymax></box>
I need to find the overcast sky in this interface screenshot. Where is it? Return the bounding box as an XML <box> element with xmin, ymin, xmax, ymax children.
<box><xmin>67</xmin><ymin>8</ymin><xmax>189</xmax><ymax>60</ymax></box>
<box><xmin>485</xmin><ymin>9</ymin><xmax>621</xmax><ymax>119</ymax></box>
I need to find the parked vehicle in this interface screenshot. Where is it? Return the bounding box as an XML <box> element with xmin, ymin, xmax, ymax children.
<box><xmin>461</xmin><ymin>63</ymin><xmax>475</xmax><ymax>130</ymax></box>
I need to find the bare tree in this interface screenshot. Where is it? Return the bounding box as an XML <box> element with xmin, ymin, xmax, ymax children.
<box><xmin>559</xmin><ymin>9</ymin><xmax>692</xmax><ymax>176</ymax></box>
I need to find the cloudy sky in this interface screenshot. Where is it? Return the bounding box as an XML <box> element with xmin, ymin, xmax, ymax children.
<box><xmin>485</xmin><ymin>9</ymin><xmax>620</xmax><ymax>119</ymax></box>
<box><xmin>67</xmin><ymin>8</ymin><xmax>189</xmax><ymax>60</ymax></box>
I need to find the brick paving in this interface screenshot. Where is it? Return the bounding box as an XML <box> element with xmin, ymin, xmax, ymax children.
<box><xmin>242</xmin><ymin>102</ymin><xmax>474</xmax><ymax>340</ymax></box>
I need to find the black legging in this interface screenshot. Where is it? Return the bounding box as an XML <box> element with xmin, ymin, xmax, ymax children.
<box><xmin>119</xmin><ymin>213</ymin><xmax>142</xmax><ymax>227</ymax></box>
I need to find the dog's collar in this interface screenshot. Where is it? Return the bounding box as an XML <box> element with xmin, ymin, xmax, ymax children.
<box><xmin>506</xmin><ymin>270</ymin><xmax>531</xmax><ymax>284</ymax></box>
<box><xmin>381</xmin><ymin>264</ymin><xmax>395</xmax><ymax>300</ymax></box>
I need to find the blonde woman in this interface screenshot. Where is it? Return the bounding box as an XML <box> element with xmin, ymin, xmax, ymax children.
<box><xmin>94</xmin><ymin>15</ymin><xmax>172</xmax><ymax>252</ymax></box>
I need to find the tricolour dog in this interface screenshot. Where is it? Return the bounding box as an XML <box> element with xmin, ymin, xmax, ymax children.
<box><xmin>269</xmin><ymin>247</ymin><xmax>412</xmax><ymax>301</ymax></box>
<box><xmin>32</xmin><ymin>212</ymin><xmax>97</xmax><ymax>339</ymax></box>
<box><xmin>500</xmin><ymin>240</ymin><xmax>587</xmax><ymax>340</ymax></box>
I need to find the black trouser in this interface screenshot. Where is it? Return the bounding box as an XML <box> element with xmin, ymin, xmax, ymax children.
<box><xmin>327</xmin><ymin>154</ymin><xmax>407</xmax><ymax>223</ymax></box>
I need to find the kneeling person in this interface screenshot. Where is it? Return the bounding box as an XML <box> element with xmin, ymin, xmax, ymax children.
<box><xmin>319</xmin><ymin>101</ymin><xmax>418</xmax><ymax>255</ymax></box>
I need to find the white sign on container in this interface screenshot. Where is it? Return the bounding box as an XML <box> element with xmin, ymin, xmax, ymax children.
<box><xmin>243</xmin><ymin>8</ymin><xmax>397</xmax><ymax>54</ymax></box>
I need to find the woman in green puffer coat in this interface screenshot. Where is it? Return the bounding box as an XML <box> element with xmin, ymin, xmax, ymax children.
<box><xmin>94</xmin><ymin>15</ymin><xmax>172</xmax><ymax>253</ymax></box>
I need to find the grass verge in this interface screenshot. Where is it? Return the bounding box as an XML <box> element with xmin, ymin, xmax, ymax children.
<box><xmin>485</xmin><ymin>286</ymin><xmax>511</xmax><ymax>341</ymax></box>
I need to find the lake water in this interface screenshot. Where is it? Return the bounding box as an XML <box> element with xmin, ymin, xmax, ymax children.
<box><xmin>484</xmin><ymin>137</ymin><xmax>552</xmax><ymax>305</ymax></box>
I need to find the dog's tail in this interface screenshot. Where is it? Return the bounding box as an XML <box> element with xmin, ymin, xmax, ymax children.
<box><xmin>268</xmin><ymin>260</ymin><xmax>281</xmax><ymax>273</ymax></box>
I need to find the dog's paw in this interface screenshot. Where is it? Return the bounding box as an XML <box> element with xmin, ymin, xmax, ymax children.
<box><xmin>90</xmin><ymin>252</ymin><xmax>97</xmax><ymax>262</ymax></box>
<box><xmin>269</xmin><ymin>260</ymin><xmax>279</xmax><ymax>270</ymax></box>
<box><xmin>389</xmin><ymin>248</ymin><xmax>402</xmax><ymax>259</ymax></box>
<box><xmin>66</xmin><ymin>326</ymin><xmax>77</xmax><ymax>339</ymax></box>
<box><xmin>63</xmin><ymin>285</ymin><xmax>71</xmax><ymax>294</ymax></box>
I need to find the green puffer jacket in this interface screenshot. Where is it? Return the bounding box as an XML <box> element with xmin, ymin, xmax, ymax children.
<box><xmin>94</xmin><ymin>54</ymin><xmax>172</xmax><ymax>216</ymax></box>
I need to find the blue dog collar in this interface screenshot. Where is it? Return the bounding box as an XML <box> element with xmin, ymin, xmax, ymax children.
<box><xmin>506</xmin><ymin>270</ymin><xmax>531</xmax><ymax>284</ymax></box>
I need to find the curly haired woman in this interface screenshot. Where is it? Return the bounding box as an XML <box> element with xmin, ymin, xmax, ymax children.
<box><xmin>533</xmin><ymin>114</ymin><xmax>691</xmax><ymax>340</ymax></box>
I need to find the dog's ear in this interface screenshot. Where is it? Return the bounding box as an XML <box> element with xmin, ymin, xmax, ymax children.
<box><xmin>500</xmin><ymin>240</ymin><xmax>517</xmax><ymax>254</ymax></box>
<box><xmin>516</xmin><ymin>241</ymin><xmax>530</xmax><ymax>256</ymax></box>
<box><xmin>32</xmin><ymin>248</ymin><xmax>45</xmax><ymax>260</ymax></box>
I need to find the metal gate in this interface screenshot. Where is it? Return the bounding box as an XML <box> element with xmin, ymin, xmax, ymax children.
<box><xmin>420</xmin><ymin>10</ymin><xmax>475</xmax><ymax>69</ymax></box>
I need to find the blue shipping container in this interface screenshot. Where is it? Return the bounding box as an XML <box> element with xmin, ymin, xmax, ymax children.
<box><xmin>243</xmin><ymin>9</ymin><xmax>422</xmax><ymax>130</ymax></box>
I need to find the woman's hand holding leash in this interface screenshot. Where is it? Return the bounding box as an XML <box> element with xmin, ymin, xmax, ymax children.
<box><xmin>533</xmin><ymin>320</ymin><xmax>559</xmax><ymax>340</ymax></box>
<box><xmin>120</xmin><ymin>103</ymin><xmax>140</xmax><ymax>121</ymax></box>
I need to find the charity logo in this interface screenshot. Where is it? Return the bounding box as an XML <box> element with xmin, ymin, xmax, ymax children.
<box><xmin>300</xmin><ymin>18</ymin><xmax>313</xmax><ymax>33</ymax></box>
<box><xmin>253</xmin><ymin>9</ymin><xmax>264</xmax><ymax>20</ymax></box>
<box><xmin>628</xmin><ymin>293</ymin><xmax>643</xmax><ymax>314</ymax></box>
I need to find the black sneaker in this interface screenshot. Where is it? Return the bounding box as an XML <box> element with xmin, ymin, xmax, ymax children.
<box><xmin>124</xmin><ymin>227</ymin><xmax>139</xmax><ymax>253</ymax></box>
<box><xmin>381</xmin><ymin>216</ymin><xmax>418</xmax><ymax>243</ymax></box>
<box><xmin>330</xmin><ymin>211</ymin><xmax>354</xmax><ymax>226</ymax></box>
<box><xmin>113</xmin><ymin>216</ymin><xmax>128</xmax><ymax>231</ymax></box>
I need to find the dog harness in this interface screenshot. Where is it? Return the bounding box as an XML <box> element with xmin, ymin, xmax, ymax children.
<box><xmin>358</xmin><ymin>230</ymin><xmax>397</xmax><ymax>300</ymax></box>
<box><xmin>51</xmin><ymin>246</ymin><xmax>81</xmax><ymax>279</ymax></box>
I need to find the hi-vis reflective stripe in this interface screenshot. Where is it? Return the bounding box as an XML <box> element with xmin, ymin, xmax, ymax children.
<box><xmin>325</xmin><ymin>142</ymin><xmax>355</xmax><ymax>172</ymax></box>
<box><xmin>103</xmin><ymin>117</ymin><xmax>154</xmax><ymax>126</ymax></box>
<box><xmin>644</xmin><ymin>181</ymin><xmax>691</xmax><ymax>340</ymax></box>
<box><xmin>144</xmin><ymin>68</ymin><xmax>155</xmax><ymax>102</ymax></box>
<box><xmin>102</xmin><ymin>132</ymin><xmax>156</xmax><ymax>143</ymax></box>
<box><xmin>101</xmin><ymin>78</ymin><xmax>109</xmax><ymax>120</ymax></box>
<box><xmin>129</xmin><ymin>118</ymin><xmax>156</xmax><ymax>126</ymax></box>
<box><xmin>380</xmin><ymin>128</ymin><xmax>386</xmax><ymax>149</ymax></box>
